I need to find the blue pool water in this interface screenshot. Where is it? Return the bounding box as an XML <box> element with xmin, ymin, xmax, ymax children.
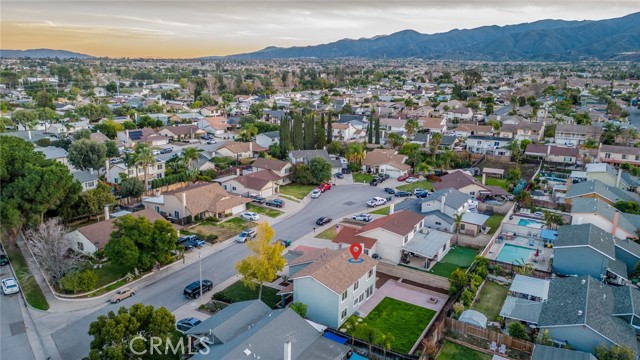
<box><xmin>348</xmin><ymin>353</ymin><xmax>368</xmax><ymax>360</ymax></box>
<box><xmin>518</xmin><ymin>219</ymin><xmax>544</xmax><ymax>228</ymax></box>
<box><xmin>496</xmin><ymin>244</ymin><xmax>534</xmax><ymax>263</ymax></box>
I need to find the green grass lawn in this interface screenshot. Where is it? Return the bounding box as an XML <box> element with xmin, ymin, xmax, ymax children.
<box><xmin>352</xmin><ymin>297</ymin><xmax>436</xmax><ymax>353</ymax></box>
<box><xmin>213</xmin><ymin>280</ymin><xmax>280</xmax><ymax>309</ymax></box>
<box><xmin>315</xmin><ymin>227</ymin><xmax>337</xmax><ymax>240</ymax></box>
<box><xmin>471</xmin><ymin>281</ymin><xmax>509</xmax><ymax>321</ymax></box>
<box><xmin>428</xmin><ymin>246</ymin><xmax>479</xmax><ymax>278</ymax></box>
<box><xmin>247</xmin><ymin>203</ymin><xmax>284</xmax><ymax>218</ymax></box>
<box><xmin>396</xmin><ymin>180</ymin><xmax>433</xmax><ymax>192</ymax></box>
<box><xmin>92</xmin><ymin>261</ymin><xmax>133</xmax><ymax>288</ymax></box>
<box><xmin>278</xmin><ymin>194</ymin><xmax>300</xmax><ymax>203</ymax></box>
<box><xmin>474</xmin><ymin>176</ymin><xmax>510</xmax><ymax>191</ymax></box>
<box><xmin>485</xmin><ymin>214</ymin><xmax>505</xmax><ymax>235</ymax></box>
<box><xmin>0</xmin><ymin>238</ymin><xmax>50</xmax><ymax>310</ymax></box>
<box><xmin>436</xmin><ymin>341</ymin><xmax>492</xmax><ymax>360</ymax></box>
<box><xmin>352</xmin><ymin>173</ymin><xmax>374</xmax><ymax>183</ymax></box>
<box><xmin>369</xmin><ymin>206</ymin><xmax>390</xmax><ymax>215</ymax></box>
<box><xmin>279</xmin><ymin>184</ymin><xmax>316</xmax><ymax>200</ymax></box>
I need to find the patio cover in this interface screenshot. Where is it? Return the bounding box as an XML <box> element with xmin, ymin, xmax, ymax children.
<box><xmin>483</xmin><ymin>168</ymin><xmax>505</xmax><ymax>177</ymax></box>
<box><xmin>499</xmin><ymin>296</ymin><xmax>543</xmax><ymax>324</ymax></box>
<box><xmin>540</xmin><ymin>229</ymin><xmax>558</xmax><ymax>242</ymax></box>
<box><xmin>461</xmin><ymin>212</ymin><xmax>490</xmax><ymax>226</ymax></box>
<box><xmin>458</xmin><ymin>310</ymin><xmax>487</xmax><ymax>328</ymax></box>
<box><xmin>509</xmin><ymin>274</ymin><xmax>550</xmax><ymax>300</ymax></box>
<box><xmin>403</xmin><ymin>229</ymin><xmax>452</xmax><ymax>259</ymax></box>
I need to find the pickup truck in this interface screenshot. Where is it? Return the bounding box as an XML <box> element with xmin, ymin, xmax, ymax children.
<box><xmin>367</xmin><ymin>197</ymin><xmax>387</xmax><ymax>207</ymax></box>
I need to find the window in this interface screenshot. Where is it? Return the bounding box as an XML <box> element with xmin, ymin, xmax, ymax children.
<box><xmin>128</xmin><ymin>169</ymin><xmax>134</xmax><ymax>175</ymax></box>
<box><xmin>476</xmin><ymin>140</ymin><xmax>482</xmax><ymax>145</ymax></box>
<box><xmin>174</xmin><ymin>211</ymin><xmax>180</xmax><ymax>218</ymax></box>
<box><xmin>435</xmin><ymin>221</ymin><xmax>442</xmax><ymax>226</ymax></box>
<box><xmin>443</xmin><ymin>243</ymin><xmax>447</xmax><ymax>251</ymax></box>
<box><xmin>232</xmin><ymin>186</ymin><xmax>237</xmax><ymax>191</ymax></box>
<box><xmin>353</xmin><ymin>280</ymin><xmax>359</xmax><ymax>291</ymax></box>
<box><xmin>368</xmin><ymin>269</ymin><xmax>374</xmax><ymax>279</ymax></box>
<box><xmin>494</xmin><ymin>141</ymin><xmax>500</xmax><ymax>147</ymax></box>
<box><xmin>157</xmin><ymin>164</ymin><xmax>163</xmax><ymax>170</ymax></box>
<box><xmin>86</xmin><ymin>181</ymin><xmax>95</xmax><ymax>188</ymax></box>
<box><xmin>605</xmin><ymin>153</ymin><xmax>612</xmax><ymax>159</ymax></box>
<box><xmin>635</xmin><ymin>155</ymin><xmax>640</xmax><ymax>161</ymax></box>
<box><xmin>403</xmin><ymin>235</ymin><xmax>408</xmax><ymax>245</ymax></box>
<box><xmin>341</xmin><ymin>308</ymin><xmax>347</xmax><ymax>319</ymax></box>
<box><xmin>469</xmin><ymin>191</ymin><xmax>475</xmax><ymax>196</ymax></box>
<box><xmin>155</xmin><ymin>206</ymin><xmax>160</xmax><ymax>213</ymax></box>
<box><xmin>365</xmin><ymin>285</ymin><xmax>373</xmax><ymax>298</ymax></box>
<box><xmin>622</xmin><ymin>154</ymin><xmax>628</xmax><ymax>160</ymax></box>
<box><xmin>341</xmin><ymin>291</ymin><xmax>347</xmax><ymax>302</ymax></box>
<box><xmin>77</xmin><ymin>242</ymin><xmax>84</xmax><ymax>251</ymax></box>
<box><xmin>460</xmin><ymin>224</ymin><xmax>466</xmax><ymax>230</ymax></box>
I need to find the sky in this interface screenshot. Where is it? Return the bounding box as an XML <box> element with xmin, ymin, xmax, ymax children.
<box><xmin>1</xmin><ymin>0</ymin><xmax>639</xmax><ymax>58</ymax></box>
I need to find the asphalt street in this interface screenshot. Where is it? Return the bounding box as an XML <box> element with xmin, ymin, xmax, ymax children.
<box><xmin>0</xmin><ymin>267</ymin><xmax>35</xmax><ymax>360</ymax></box>
<box><xmin>48</xmin><ymin>183</ymin><xmax>389</xmax><ymax>359</ymax></box>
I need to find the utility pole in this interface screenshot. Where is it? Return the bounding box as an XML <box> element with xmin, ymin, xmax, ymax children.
<box><xmin>199</xmin><ymin>251</ymin><xmax>203</xmax><ymax>299</ymax></box>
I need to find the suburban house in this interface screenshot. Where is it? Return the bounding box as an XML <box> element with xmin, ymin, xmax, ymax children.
<box><xmin>524</xmin><ymin>144</ymin><xmax>580</xmax><ymax>166</ymax></box>
<box><xmin>598</xmin><ymin>144</ymin><xmax>640</xmax><ymax>167</ymax></box>
<box><xmin>197</xmin><ymin>116</ymin><xmax>229</xmax><ymax>135</ymax></box>
<box><xmin>452</xmin><ymin>124</ymin><xmax>493</xmax><ymax>137</ymax></box>
<box><xmin>199</xmin><ymin>106</ymin><xmax>223</xmax><ymax>117</ymax></box>
<box><xmin>432</xmin><ymin>170</ymin><xmax>510</xmax><ymax>199</ymax></box>
<box><xmin>35</xmin><ymin>146</ymin><xmax>70</xmax><ymax>168</ymax></box>
<box><xmin>499</xmin><ymin>275</ymin><xmax>549</xmax><ymax>327</ymax></box>
<box><xmin>157</xmin><ymin>125</ymin><xmax>204</xmax><ymax>141</ymax></box>
<box><xmin>66</xmin><ymin>208</ymin><xmax>170</xmax><ymax>255</ymax></box>
<box><xmin>401</xmin><ymin>228</ymin><xmax>454</xmax><ymax>270</ymax></box>
<box><xmin>583</xmin><ymin>163</ymin><xmax>633</xmax><ymax>190</ymax></box>
<box><xmin>251</xmin><ymin>157</ymin><xmax>293</xmax><ymax>185</ymax></box>
<box><xmin>531</xmin><ymin>346</ymin><xmax>597</xmax><ymax>360</ymax></box>
<box><xmin>116</xmin><ymin>128</ymin><xmax>169</xmax><ymax>148</ymax></box>
<box><xmin>330</xmin><ymin>122</ymin><xmax>358</xmax><ymax>140</ymax></box>
<box><xmin>537</xmin><ymin>276</ymin><xmax>638</xmax><ymax>355</ymax></box>
<box><xmin>220</xmin><ymin>170</ymin><xmax>280</xmax><ymax>197</ymax></box>
<box><xmin>215</xmin><ymin>141</ymin><xmax>267</xmax><ymax>159</ymax></box>
<box><xmin>378</xmin><ymin>118</ymin><xmax>407</xmax><ymax>132</ymax></box>
<box><xmin>288</xmin><ymin>150</ymin><xmax>343</xmax><ymax>173</ymax></box>
<box><xmin>498</xmin><ymin>122</ymin><xmax>545</xmax><ymax>142</ymax></box>
<box><xmin>255</xmin><ymin>131</ymin><xmax>280</xmax><ymax>148</ymax></box>
<box><xmin>168</xmin><ymin>112</ymin><xmax>203</xmax><ymax>124</ymax></box>
<box><xmin>72</xmin><ymin>170</ymin><xmax>100</xmax><ymax>192</ymax></box>
<box><xmin>282</xmin><ymin>248</ymin><xmax>377</xmax><ymax>328</ymax></box>
<box><xmin>361</xmin><ymin>149</ymin><xmax>410</xmax><ymax>178</ymax></box>
<box><xmin>570</xmin><ymin>197</ymin><xmax>638</xmax><ymax>240</ymax></box>
<box><xmin>141</xmin><ymin>182</ymin><xmax>251</xmax><ymax>220</ymax></box>
<box><xmin>555</xmin><ymin>124</ymin><xmax>603</xmax><ymax>146</ymax></box>
<box><xmin>89</xmin><ymin>131</ymin><xmax>110</xmax><ymax>144</ymax></box>
<box><xmin>565</xmin><ymin>180</ymin><xmax>640</xmax><ymax>206</ymax></box>
<box><xmin>106</xmin><ymin>159</ymin><xmax>165</xmax><ymax>187</ymax></box>
<box><xmin>464</xmin><ymin>136</ymin><xmax>512</xmax><ymax>156</ymax></box>
<box><xmin>186</xmin><ymin>300</ymin><xmax>349</xmax><ymax>360</ymax></box>
<box><xmin>419</xmin><ymin>117</ymin><xmax>447</xmax><ymax>133</ymax></box>
<box><xmin>445</xmin><ymin>107</ymin><xmax>473</xmax><ymax>121</ymax></box>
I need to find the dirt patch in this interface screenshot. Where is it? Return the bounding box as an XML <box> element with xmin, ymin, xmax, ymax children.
<box><xmin>479</xmin><ymin>160</ymin><xmax>538</xmax><ymax>181</ymax></box>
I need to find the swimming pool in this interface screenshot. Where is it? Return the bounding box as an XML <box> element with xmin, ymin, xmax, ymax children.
<box><xmin>496</xmin><ymin>244</ymin><xmax>534</xmax><ymax>263</ymax></box>
<box><xmin>518</xmin><ymin>219</ymin><xmax>545</xmax><ymax>229</ymax></box>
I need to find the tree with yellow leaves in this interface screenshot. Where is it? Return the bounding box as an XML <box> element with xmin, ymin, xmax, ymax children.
<box><xmin>235</xmin><ymin>222</ymin><xmax>286</xmax><ymax>300</ymax></box>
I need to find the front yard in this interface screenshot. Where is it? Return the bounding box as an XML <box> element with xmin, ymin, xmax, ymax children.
<box><xmin>369</xmin><ymin>206</ymin><xmax>390</xmax><ymax>215</ymax></box>
<box><xmin>351</xmin><ymin>297</ymin><xmax>436</xmax><ymax>353</ymax></box>
<box><xmin>315</xmin><ymin>226</ymin><xmax>337</xmax><ymax>240</ymax></box>
<box><xmin>92</xmin><ymin>261</ymin><xmax>133</xmax><ymax>288</ymax></box>
<box><xmin>484</xmin><ymin>214</ymin><xmax>505</xmax><ymax>235</ymax></box>
<box><xmin>428</xmin><ymin>246</ymin><xmax>479</xmax><ymax>278</ymax></box>
<box><xmin>396</xmin><ymin>180</ymin><xmax>433</xmax><ymax>192</ymax></box>
<box><xmin>189</xmin><ymin>217</ymin><xmax>256</xmax><ymax>241</ymax></box>
<box><xmin>436</xmin><ymin>341</ymin><xmax>492</xmax><ymax>360</ymax></box>
<box><xmin>212</xmin><ymin>280</ymin><xmax>281</xmax><ymax>309</ymax></box>
<box><xmin>471</xmin><ymin>281</ymin><xmax>509</xmax><ymax>321</ymax></box>
<box><xmin>246</xmin><ymin>203</ymin><xmax>283</xmax><ymax>218</ymax></box>
<box><xmin>279</xmin><ymin>184</ymin><xmax>316</xmax><ymax>200</ymax></box>
<box><xmin>352</xmin><ymin>173</ymin><xmax>375</xmax><ymax>183</ymax></box>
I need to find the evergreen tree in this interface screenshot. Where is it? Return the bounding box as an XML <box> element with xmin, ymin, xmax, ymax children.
<box><xmin>367</xmin><ymin>117</ymin><xmax>373</xmax><ymax>143</ymax></box>
<box><xmin>374</xmin><ymin>118</ymin><xmax>381</xmax><ymax>144</ymax></box>
<box><xmin>293</xmin><ymin>114</ymin><xmax>304</xmax><ymax>150</ymax></box>
<box><xmin>326</xmin><ymin>114</ymin><xmax>333</xmax><ymax>143</ymax></box>
<box><xmin>303</xmin><ymin>115</ymin><xmax>315</xmax><ymax>149</ymax></box>
<box><xmin>315</xmin><ymin>118</ymin><xmax>326</xmax><ymax>149</ymax></box>
<box><xmin>279</xmin><ymin>115</ymin><xmax>292</xmax><ymax>158</ymax></box>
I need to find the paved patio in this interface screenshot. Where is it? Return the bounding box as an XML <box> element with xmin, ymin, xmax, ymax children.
<box><xmin>356</xmin><ymin>279</ymin><xmax>446</xmax><ymax>318</ymax></box>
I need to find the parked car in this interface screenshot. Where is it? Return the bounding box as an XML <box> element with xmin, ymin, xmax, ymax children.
<box><xmin>180</xmin><ymin>235</ymin><xmax>205</xmax><ymax>247</ymax></box>
<box><xmin>276</xmin><ymin>239</ymin><xmax>292</xmax><ymax>248</ymax></box>
<box><xmin>352</xmin><ymin>214</ymin><xmax>372</xmax><ymax>222</ymax></box>
<box><xmin>316</xmin><ymin>217</ymin><xmax>332</xmax><ymax>226</ymax></box>
<box><xmin>266</xmin><ymin>199</ymin><xmax>284</xmax><ymax>208</ymax></box>
<box><xmin>405</xmin><ymin>177</ymin><xmax>419</xmax><ymax>183</ymax></box>
<box><xmin>206</xmin><ymin>140</ymin><xmax>216</xmax><ymax>145</ymax></box>
<box><xmin>397</xmin><ymin>175</ymin><xmax>409</xmax><ymax>181</ymax></box>
<box><xmin>176</xmin><ymin>317</ymin><xmax>202</xmax><ymax>333</ymax></box>
<box><xmin>395</xmin><ymin>191</ymin><xmax>412</xmax><ymax>197</ymax></box>
<box><xmin>241</xmin><ymin>212</ymin><xmax>260</xmax><ymax>221</ymax></box>
<box><xmin>318</xmin><ymin>183</ymin><xmax>332</xmax><ymax>192</ymax></box>
<box><xmin>0</xmin><ymin>254</ymin><xmax>8</xmax><ymax>266</ymax></box>
<box><xmin>237</xmin><ymin>228</ymin><xmax>257</xmax><ymax>243</ymax></box>
<box><xmin>177</xmin><ymin>239</ymin><xmax>195</xmax><ymax>251</ymax></box>
<box><xmin>334</xmin><ymin>172</ymin><xmax>344</xmax><ymax>179</ymax></box>
<box><xmin>252</xmin><ymin>196</ymin><xmax>266</xmax><ymax>204</ymax></box>
<box><xmin>183</xmin><ymin>280</ymin><xmax>214</xmax><ymax>299</ymax></box>
<box><xmin>415</xmin><ymin>190</ymin><xmax>429</xmax><ymax>198</ymax></box>
<box><xmin>110</xmin><ymin>287</ymin><xmax>135</xmax><ymax>303</ymax></box>
<box><xmin>367</xmin><ymin>197</ymin><xmax>387</xmax><ymax>207</ymax></box>
<box><xmin>201</xmin><ymin>135</ymin><xmax>212</xmax><ymax>140</ymax></box>
<box><xmin>1</xmin><ymin>278</ymin><xmax>19</xmax><ymax>295</ymax></box>
<box><xmin>384</xmin><ymin>187</ymin><xmax>395</xmax><ymax>195</ymax></box>
<box><xmin>159</xmin><ymin>147</ymin><xmax>173</xmax><ymax>154</ymax></box>
<box><xmin>310</xmin><ymin>189</ymin><xmax>322</xmax><ymax>198</ymax></box>
<box><xmin>370</xmin><ymin>178</ymin><xmax>381</xmax><ymax>186</ymax></box>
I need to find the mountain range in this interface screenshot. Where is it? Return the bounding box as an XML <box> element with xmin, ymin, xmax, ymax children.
<box><xmin>223</xmin><ymin>12</ymin><xmax>640</xmax><ymax>61</ymax></box>
<box><xmin>0</xmin><ymin>49</ymin><xmax>93</xmax><ymax>59</ymax></box>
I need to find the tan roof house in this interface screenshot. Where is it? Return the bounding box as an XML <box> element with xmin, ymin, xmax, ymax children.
<box><xmin>157</xmin><ymin>125</ymin><xmax>204</xmax><ymax>141</ymax></box>
<box><xmin>361</xmin><ymin>149</ymin><xmax>410</xmax><ymax>178</ymax></box>
<box><xmin>251</xmin><ymin>158</ymin><xmax>293</xmax><ymax>184</ymax></box>
<box><xmin>220</xmin><ymin>170</ymin><xmax>280</xmax><ymax>197</ymax></box>
<box><xmin>215</xmin><ymin>141</ymin><xmax>267</xmax><ymax>159</ymax></box>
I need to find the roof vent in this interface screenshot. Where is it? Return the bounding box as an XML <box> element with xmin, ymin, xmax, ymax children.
<box><xmin>581</xmin><ymin>279</ymin><xmax>586</xmax><ymax>285</ymax></box>
<box><xmin>578</xmin><ymin>310</ymin><xmax>583</xmax><ymax>316</ymax></box>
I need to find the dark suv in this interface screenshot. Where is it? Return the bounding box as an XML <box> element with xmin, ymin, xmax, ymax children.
<box><xmin>183</xmin><ymin>280</ymin><xmax>214</xmax><ymax>299</ymax></box>
<box><xmin>266</xmin><ymin>199</ymin><xmax>285</xmax><ymax>208</ymax></box>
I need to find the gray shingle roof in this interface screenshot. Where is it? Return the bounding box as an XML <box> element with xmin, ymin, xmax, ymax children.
<box><xmin>566</xmin><ymin>180</ymin><xmax>640</xmax><ymax>203</ymax></box>
<box><xmin>72</xmin><ymin>170</ymin><xmax>99</xmax><ymax>184</ymax></box>
<box><xmin>35</xmin><ymin>146</ymin><xmax>68</xmax><ymax>160</ymax></box>
<box><xmin>426</xmin><ymin>188</ymin><xmax>472</xmax><ymax>211</ymax></box>
<box><xmin>555</xmin><ymin>224</ymin><xmax>616</xmax><ymax>259</ymax></box>
<box><xmin>186</xmin><ymin>300</ymin><xmax>271</xmax><ymax>341</ymax></box>
<box><xmin>531</xmin><ymin>345</ymin><xmax>597</xmax><ymax>360</ymax></box>
<box><xmin>499</xmin><ymin>296</ymin><xmax>543</xmax><ymax>324</ymax></box>
<box><xmin>571</xmin><ymin>197</ymin><xmax>637</xmax><ymax>236</ymax></box>
<box><xmin>403</xmin><ymin>229</ymin><xmax>452</xmax><ymax>258</ymax></box>
<box><xmin>616</xmin><ymin>238</ymin><xmax>640</xmax><ymax>258</ymax></box>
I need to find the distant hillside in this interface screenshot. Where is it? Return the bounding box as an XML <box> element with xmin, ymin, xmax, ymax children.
<box><xmin>0</xmin><ymin>49</ymin><xmax>93</xmax><ymax>59</ymax></box>
<box><xmin>220</xmin><ymin>12</ymin><xmax>640</xmax><ymax>61</ymax></box>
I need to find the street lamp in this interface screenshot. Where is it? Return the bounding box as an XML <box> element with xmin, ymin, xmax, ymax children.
<box><xmin>199</xmin><ymin>251</ymin><xmax>203</xmax><ymax>299</ymax></box>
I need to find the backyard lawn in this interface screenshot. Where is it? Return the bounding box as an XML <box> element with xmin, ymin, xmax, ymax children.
<box><xmin>246</xmin><ymin>203</ymin><xmax>284</xmax><ymax>218</ymax></box>
<box><xmin>315</xmin><ymin>226</ymin><xmax>337</xmax><ymax>240</ymax></box>
<box><xmin>474</xmin><ymin>176</ymin><xmax>510</xmax><ymax>191</ymax></box>
<box><xmin>0</xmin><ymin>237</ymin><xmax>49</xmax><ymax>310</ymax></box>
<box><xmin>471</xmin><ymin>281</ymin><xmax>509</xmax><ymax>321</ymax></box>
<box><xmin>428</xmin><ymin>246</ymin><xmax>479</xmax><ymax>278</ymax></box>
<box><xmin>369</xmin><ymin>206</ymin><xmax>390</xmax><ymax>215</ymax></box>
<box><xmin>396</xmin><ymin>180</ymin><xmax>433</xmax><ymax>192</ymax></box>
<box><xmin>351</xmin><ymin>297</ymin><xmax>436</xmax><ymax>353</ymax></box>
<box><xmin>436</xmin><ymin>341</ymin><xmax>492</xmax><ymax>360</ymax></box>
<box><xmin>279</xmin><ymin>184</ymin><xmax>316</xmax><ymax>200</ymax></box>
<box><xmin>352</xmin><ymin>173</ymin><xmax>375</xmax><ymax>183</ymax></box>
<box><xmin>212</xmin><ymin>280</ymin><xmax>280</xmax><ymax>309</ymax></box>
<box><xmin>485</xmin><ymin>214</ymin><xmax>505</xmax><ymax>235</ymax></box>
<box><xmin>190</xmin><ymin>217</ymin><xmax>256</xmax><ymax>241</ymax></box>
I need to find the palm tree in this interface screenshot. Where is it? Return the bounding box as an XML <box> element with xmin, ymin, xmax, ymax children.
<box><xmin>429</xmin><ymin>132</ymin><xmax>442</xmax><ymax>161</ymax></box>
<box><xmin>182</xmin><ymin>147</ymin><xmax>199</xmax><ymax>169</ymax></box>
<box><xmin>123</xmin><ymin>151</ymin><xmax>137</xmax><ymax>173</ymax></box>
<box><xmin>386</xmin><ymin>133</ymin><xmax>404</xmax><ymax>149</ymax></box>
<box><xmin>453</xmin><ymin>213</ymin><xmax>463</xmax><ymax>245</ymax></box>
<box><xmin>379</xmin><ymin>333</ymin><xmax>395</xmax><ymax>360</ymax></box>
<box><xmin>343</xmin><ymin>317</ymin><xmax>359</xmax><ymax>346</ymax></box>
<box><xmin>416</xmin><ymin>162</ymin><xmax>432</xmax><ymax>176</ymax></box>
<box><xmin>134</xmin><ymin>145</ymin><xmax>156</xmax><ymax>189</ymax></box>
<box><xmin>345</xmin><ymin>143</ymin><xmax>365</xmax><ymax>166</ymax></box>
<box><xmin>239</xmin><ymin>123</ymin><xmax>258</xmax><ymax>142</ymax></box>
<box><xmin>404</xmin><ymin>118</ymin><xmax>419</xmax><ymax>141</ymax></box>
<box><xmin>359</xmin><ymin>324</ymin><xmax>381</xmax><ymax>357</ymax></box>
<box><xmin>543</xmin><ymin>210</ymin><xmax>554</xmax><ymax>229</ymax></box>
<box><xmin>582</xmin><ymin>138</ymin><xmax>599</xmax><ymax>149</ymax></box>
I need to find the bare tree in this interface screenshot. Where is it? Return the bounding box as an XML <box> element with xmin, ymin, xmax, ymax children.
<box><xmin>25</xmin><ymin>218</ymin><xmax>86</xmax><ymax>283</ymax></box>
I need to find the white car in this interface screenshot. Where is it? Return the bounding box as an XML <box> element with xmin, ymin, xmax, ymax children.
<box><xmin>1</xmin><ymin>278</ymin><xmax>19</xmax><ymax>295</ymax></box>
<box><xmin>240</xmin><ymin>212</ymin><xmax>260</xmax><ymax>221</ymax></box>
<box><xmin>367</xmin><ymin>197</ymin><xmax>387</xmax><ymax>207</ymax></box>
<box><xmin>310</xmin><ymin>189</ymin><xmax>322</xmax><ymax>198</ymax></box>
<box><xmin>352</xmin><ymin>213</ymin><xmax>372</xmax><ymax>222</ymax></box>
<box><xmin>405</xmin><ymin>177</ymin><xmax>419</xmax><ymax>183</ymax></box>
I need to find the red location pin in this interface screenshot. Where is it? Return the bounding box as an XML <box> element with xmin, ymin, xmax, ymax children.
<box><xmin>350</xmin><ymin>243</ymin><xmax>363</xmax><ymax>261</ymax></box>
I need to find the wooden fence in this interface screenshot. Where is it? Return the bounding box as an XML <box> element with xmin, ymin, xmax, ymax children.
<box><xmin>444</xmin><ymin>317</ymin><xmax>535</xmax><ymax>354</ymax></box>
<box><xmin>377</xmin><ymin>262</ymin><xmax>450</xmax><ymax>293</ymax></box>
<box><xmin>488</xmin><ymin>259</ymin><xmax>552</xmax><ymax>279</ymax></box>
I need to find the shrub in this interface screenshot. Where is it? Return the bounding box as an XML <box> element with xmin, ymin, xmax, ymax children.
<box><xmin>475</xmin><ymin>266</ymin><xmax>488</xmax><ymax>280</ymax></box>
<box><xmin>448</xmin><ymin>268</ymin><xmax>468</xmax><ymax>295</ymax></box>
<box><xmin>453</xmin><ymin>302</ymin><xmax>465</xmax><ymax>319</ymax></box>
<box><xmin>213</xmin><ymin>292</ymin><xmax>231</xmax><ymax>303</ymax></box>
<box><xmin>290</xmin><ymin>301</ymin><xmax>307</xmax><ymax>318</ymax></box>
<box><xmin>508</xmin><ymin>322</ymin><xmax>528</xmax><ymax>340</ymax></box>
<box><xmin>461</xmin><ymin>288</ymin><xmax>474</xmax><ymax>307</ymax></box>
<box><xmin>60</xmin><ymin>269</ymin><xmax>98</xmax><ymax>293</ymax></box>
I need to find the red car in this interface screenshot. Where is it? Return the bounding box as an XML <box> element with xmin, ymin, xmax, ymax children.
<box><xmin>397</xmin><ymin>175</ymin><xmax>409</xmax><ymax>181</ymax></box>
<box><xmin>318</xmin><ymin>183</ymin><xmax>332</xmax><ymax>192</ymax></box>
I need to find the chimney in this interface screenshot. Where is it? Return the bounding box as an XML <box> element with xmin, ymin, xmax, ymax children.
<box><xmin>440</xmin><ymin>194</ymin><xmax>447</xmax><ymax>213</ymax></box>
<box><xmin>28</xmin><ymin>130</ymin><xmax>32</xmax><ymax>140</ymax></box>
<box><xmin>616</xmin><ymin>168</ymin><xmax>622</xmax><ymax>188</ymax></box>
<box><xmin>576</xmin><ymin>216</ymin><xmax>583</xmax><ymax>225</ymax></box>
<box><xmin>284</xmin><ymin>340</ymin><xmax>292</xmax><ymax>360</ymax></box>
<box><xmin>236</xmin><ymin>168</ymin><xmax>241</xmax><ymax>176</ymax></box>
<box><xmin>104</xmin><ymin>206</ymin><xmax>110</xmax><ymax>221</ymax></box>
<box><xmin>612</xmin><ymin>211</ymin><xmax>620</xmax><ymax>236</ymax></box>
<box><xmin>389</xmin><ymin>203</ymin><xmax>395</xmax><ymax>215</ymax></box>
<box><xmin>546</xmin><ymin>145</ymin><xmax>551</xmax><ymax>157</ymax></box>
<box><xmin>125</xmin><ymin>129</ymin><xmax>129</xmax><ymax>138</ymax></box>
<box><xmin>481</xmin><ymin>173</ymin><xmax>486</xmax><ymax>185</ymax></box>
<box><xmin>249</xmin><ymin>142</ymin><xmax>253</xmax><ymax>153</ymax></box>
<box><xmin>90</xmin><ymin>168</ymin><xmax>94</xmax><ymax>175</ymax></box>
<box><xmin>182</xmin><ymin>192</ymin><xmax>187</xmax><ymax>218</ymax></box>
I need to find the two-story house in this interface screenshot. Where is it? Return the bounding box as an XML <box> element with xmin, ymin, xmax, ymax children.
<box><xmin>35</xmin><ymin>146</ymin><xmax>71</xmax><ymax>169</ymax></box>
<box><xmin>72</xmin><ymin>170</ymin><xmax>100</xmax><ymax>192</ymax></box>
<box><xmin>499</xmin><ymin>122</ymin><xmax>545</xmax><ymax>142</ymax></box>
<box><xmin>106</xmin><ymin>158</ymin><xmax>165</xmax><ymax>188</ymax></box>
<box><xmin>464</xmin><ymin>136</ymin><xmax>513</xmax><ymax>156</ymax></box>
<box><xmin>419</xmin><ymin>117</ymin><xmax>447</xmax><ymax>133</ymax></box>
<box><xmin>598</xmin><ymin>144</ymin><xmax>640</xmax><ymax>167</ymax></box>
<box><xmin>220</xmin><ymin>170</ymin><xmax>280</xmax><ymax>197</ymax></box>
<box><xmin>288</xmin><ymin>150</ymin><xmax>343</xmax><ymax>173</ymax></box>
<box><xmin>446</xmin><ymin>107</ymin><xmax>473</xmax><ymax>121</ymax></box>
<box><xmin>215</xmin><ymin>141</ymin><xmax>267</xmax><ymax>159</ymax></box>
<box><xmin>452</xmin><ymin>124</ymin><xmax>493</xmax><ymax>137</ymax></box>
<box><xmin>284</xmin><ymin>248</ymin><xmax>377</xmax><ymax>328</ymax></box>
<box><xmin>571</xmin><ymin>197</ymin><xmax>638</xmax><ymax>240</ymax></box>
<box><xmin>330</xmin><ymin>123</ymin><xmax>357</xmax><ymax>141</ymax></box>
<box><xmin>565</xmin><ymin>180</ymin><xmax>640</xmax><ymax>206</ymax></box>
<box><xmin>432</xmin><ymin>170</ymin><xmax>509</xmax><ymax>199</ymax></box>
<box><xmin>251</xmin><ymin>157</ymin><xmax>293</xmax><ymax>185</ymax></box>
<box><xmin>255</xmin><ymin>131</ymin><xmax>280</xmax><ymax>148</ymax></box>
<box><xmin>197</xmin><ymin>116</ymin><xmax>229</xmax><ymax>135</ymax></box>
<box><xmin>524</xmin><ymin>144</ymin><xmax>580</xmax><ymax>166</ymax></box>
<box><xmin>583</xmin><ymin>163</ymin><xmax>633</xmax><ymax>189</ymax></box>
<box><xmin>555</xmin><ymin>124</ymin><xmax>603</xmax><ymax>146</ymax></box>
